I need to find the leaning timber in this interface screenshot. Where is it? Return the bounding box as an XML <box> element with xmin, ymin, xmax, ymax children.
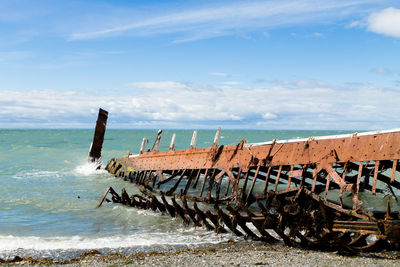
<box><xmin>88</xmin><ymin>108</ymin><xmax>108</xmax><ymax>163</ymax></box>
<box><xmin>101</xmin><ymin>127</ymin><xmax>400</xmax><ymax>252</ymax></box>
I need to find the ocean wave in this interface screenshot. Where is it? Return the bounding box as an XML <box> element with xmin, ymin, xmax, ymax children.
<box><xmin>0</xmin><ymin>230</ymin><xmax>237</xmax><ymax>252</ymax></box>
<box><xmin>11</xmin><ymin>170</ymin><xmax>62</xmax><ymax>180</ymax></box>
<box><xmin>74</xmin><ymin>162</ymin><xmax>108</xmax><ymax>176</ymax></box>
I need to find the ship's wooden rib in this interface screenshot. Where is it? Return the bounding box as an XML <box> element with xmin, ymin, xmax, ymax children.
<box><xmin>101</xmin><ymin>128</ymin><xmax>400</xmax><ymax>253</ymax></box>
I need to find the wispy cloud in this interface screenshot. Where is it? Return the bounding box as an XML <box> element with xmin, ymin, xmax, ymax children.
<box><xmin>346</xmin><ymin>20</ymin><xmax>366</xmax><ymax>28</ymax></box>
<box><xmin>2</xmin><ymin>79</ymin><xmax>400</xmax><ymax>129</ymax></box>
<box><xmin>271</xmin><ymin>79</ymin><xmax>327</xmax><ymax>88</ymax></box>
<box><xmin>368</xmin><ymin>7</ymin><xmax>400</xmax><ymax>38</ymax></box>
<box><xmin>0</xmin><ymin>51</ymin><xmax>34</xmax><ymax>62</ymax></box>
<box><xmin>209</xmin><ymin>72</ymin><xmax>231</xmax><ymax>78</ymax></box>
<box><xmin>371</xmin><ymin>67</ymin><xmax>392</xmax><ymax>74</ymax></box>
<box><xmin>131</xmin><ymin>81</ymin><xmax>189</xmax><ymax>90</ymax></box>
<box><xmin>69</xmin><ymin>0</ymin><xmax>378</xmax><ymax>41</ymax></box>
<box><xmin>262</xmin><ymin>112</ymin><xmax>278</xmax><ymax>119</ymax></box>
<box><xmin>221</xmin><ymin>81</ymin><xmax>241</xmax><ymax>85</ymax></box>
<box><xmin>263</xmin><ymin>32</ymin><xmax>271</xmax><ymax>38</ymax></box>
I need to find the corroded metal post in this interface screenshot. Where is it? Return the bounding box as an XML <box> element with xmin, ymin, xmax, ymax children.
<box><xmin>169</xmin><ymin>133</ymin><xmax>176</xmax><ymax>151</ymax></box>
<box><xmin>151</xmin><ymin>129</ymin><xmax>162</xmax><ymax>152</ymax></box>
<box><xmin>213</xmin><ymin>127</ymin><xmax>221</xmax><ymax>146</ymax></box>
<box><xmin>154</xmin><ymin>136</ymin><xmax>161</xmax><ymax>152</ymax></box>
<box><xmin>190</xmin><ymin>131</ymin><xmax>197</xmax><ymax>149</ymax></box>
<box><xmin>88</xmin><ymin>108</ymin><xmax>108</xmax><ymax>162</ymax></box>
<box><xmin>139</xmin><ymin>138</ymin><xmax>148</xmax><ymax>154</ymax></box>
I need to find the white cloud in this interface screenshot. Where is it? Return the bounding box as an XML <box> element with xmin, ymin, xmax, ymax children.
<box><xmin>262</xmin><ymin>112</ymin><xmax>277</xmax><ymax>119</ymax></box>
<box><xmin>313</xmin><ymin>32</ymin><xmax>323</xmax><ymax>37</ymax></box>
<box><xmin>2</xmin><ymin>80</ymin><xmax>400</xmax><ymax>130</ymax></box>
<box><xmin>371</xmin><ymin>67</ymin><xmax>391</xmax><ymax>74</ymax></box>
<box><xmin>209</xmin><ymin>72</ymin><xmax>231</xmax><ymax>77</ymax></box>
<box><xmin>352</xmin><ymin>105</ymin><xmax>376</xmax><ymax>111</ymax></box>
<box><xmin>69</xmin><ymin>0</ymin><xmax>376</xmax><ymax>41</ymax></box>
<box><xmin>346</xmin><ymin>20</ymin><xmax>365</xmax><ymax>28</ymax></box>
<box><xmin>272</xmin><ymin>79</ymin><xmax>327</xmax><ymax>88</ymax></box>
<box><xmin>0</xmin><ymin>51</ymin><xmax>33</xmax><ymax>62</ymax></box>
<box><xmin>368</xmin><ymin>7</ymin><xmax>400</xmax><ymax>38</ymax></box>
<box><xmin>131</xmin><ymin>81</ymin><xmax>188</xmax><ymax>90</ymax></box>
<box><xmin>221</xmin><ymin>81</ymin><xmax>240</xmax><ymax>85</ymax></box>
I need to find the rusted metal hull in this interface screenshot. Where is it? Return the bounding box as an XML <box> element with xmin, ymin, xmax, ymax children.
<box><xmin>103</xmin><ymin>129</ymin><xmax>400</xmax><ymax>252</ymax></box>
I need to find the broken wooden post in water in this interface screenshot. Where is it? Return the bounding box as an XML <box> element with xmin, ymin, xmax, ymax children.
<box><xmin>88</xmin><ymin>108</ymin><xmax>108</xmax><ymax>163</ymax></box>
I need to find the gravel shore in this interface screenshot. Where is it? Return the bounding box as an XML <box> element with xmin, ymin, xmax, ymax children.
<box><xmin>4</xmin><ymin>240</ymin><xmax>400</xmax><ymax>266</ymax></box>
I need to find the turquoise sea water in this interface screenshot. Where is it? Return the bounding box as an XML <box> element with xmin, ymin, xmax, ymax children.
<box><xmin>0</xmin><ymin>129</ymin><xmax>351</xmax><ymax>259</ymax></box>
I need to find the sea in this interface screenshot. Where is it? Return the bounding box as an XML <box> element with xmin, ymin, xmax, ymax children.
<box><xmin>0</xmin><ymin>129</ymin><xmax>353</xmax><ymax>260</ymax></box>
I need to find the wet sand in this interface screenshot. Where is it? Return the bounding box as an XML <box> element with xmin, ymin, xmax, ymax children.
<box><xmin>4</xmin><ymin>240</ymin><xmax>400</xmax><ymax>266</ymax></box>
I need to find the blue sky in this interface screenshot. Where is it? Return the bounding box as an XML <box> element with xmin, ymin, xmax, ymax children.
<box><xmin>1</xmin><ymin>0</ymin><xmax>400</xmax><ymax>129</ymax></box>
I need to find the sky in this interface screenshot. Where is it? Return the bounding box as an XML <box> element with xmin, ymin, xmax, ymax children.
<box><xmin>0</xmin><ymin>0</ymin><xmax>400</xmax><ymax>130</ymax></box>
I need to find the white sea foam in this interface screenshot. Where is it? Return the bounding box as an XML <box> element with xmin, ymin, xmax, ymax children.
<box><xmin>0</xmin><ymin>230</ymin><xmax>237</xmax><ymax>252</ymax></box>
<box><xmin>11</xmin><ymin>170</ymin><xmax>61</xmax><ymax>180</ymax></box>
<box><xmin>74</xmin><ymin>162</ymin><xmax>108</xmax><ymax>176</ymax></box>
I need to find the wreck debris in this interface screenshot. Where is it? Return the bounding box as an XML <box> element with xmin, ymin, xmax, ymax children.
<box><xmin>88</xmin><ymin>108</ymin><xmax>108</xmax><ymax>163</ymax></box>
<box><xmin>101</xmin><ymin>128</ymin><xmax>400</xmax><ymax>252</ymax></box>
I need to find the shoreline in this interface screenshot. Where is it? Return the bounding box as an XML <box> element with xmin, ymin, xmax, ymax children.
<box><xmin>3</xmin><ymin>240</ymin><xmax>400</xmax><ymax>266</ymax></box>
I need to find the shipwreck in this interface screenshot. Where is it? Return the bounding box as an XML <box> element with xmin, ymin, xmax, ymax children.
<box><xmin>92</xmin><ymin>108</ymin><xmax>400</xmax><ymax>253</ymax></box>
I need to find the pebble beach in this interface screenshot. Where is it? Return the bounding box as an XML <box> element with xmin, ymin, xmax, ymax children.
<box><xmin>4</xmin><ymin>240</ymin><xmax>400</xmax><ymax>266</ymax></box>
